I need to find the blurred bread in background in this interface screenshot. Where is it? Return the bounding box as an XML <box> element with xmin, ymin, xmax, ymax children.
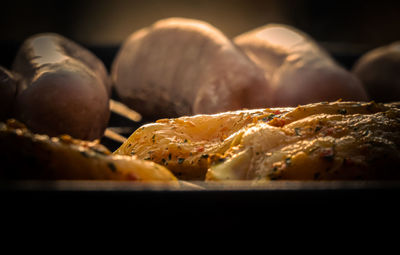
<box><xmin>352</xmin><ymin>42</ymin><xmax>400</xmax><ymax>103</ymax></box>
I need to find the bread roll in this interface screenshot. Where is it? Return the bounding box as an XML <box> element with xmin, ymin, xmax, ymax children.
<box><xmin>235</xmin><ymin>24</ymin><xmax>368</xmax><ymax>106</ymax></box>
<box><xmin>112</xmin><ymin>17</ymin><xmax>272</xmax><ymax>119</ymax></box>
<box><xmin>12</xmin><ymin>33</ymin><xmax>110</xmax><ymax>140</ymax></box>
<box><xmin>352</xmin><ymin>41</ymin><xmax>400</xmax><ymax>102</ymax></box>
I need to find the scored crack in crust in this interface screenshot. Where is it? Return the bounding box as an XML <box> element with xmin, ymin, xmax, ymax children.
<box><xmin>115</xmin><ymin>101</ymin><xmax>400</xmax><ymax>181</ymax></box>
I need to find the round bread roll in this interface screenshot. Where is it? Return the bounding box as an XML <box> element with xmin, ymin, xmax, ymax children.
<box><xmin>12</xmin><ymin>33</ymin><xmax>110</xmax><ymax>140</ymax></box>
<box><xmin>234</xmin><ymin>24</ymin><xmax>368</xmax><ymax>107</ymax></box>
<box><xmin>352</xmin><ymin>41</ymin><xmax>400</xmax><ymax>102</ymax></box>
<box><xmin>112</xmin><ymin>17</ymin><xmax>272</xmax><ymax>119</ymax></box>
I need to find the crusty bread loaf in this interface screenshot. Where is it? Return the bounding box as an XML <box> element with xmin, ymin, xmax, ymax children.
<box><xmin>112</xmin><ymin>17</ymin><xmax>273</xmax><ymax>119</ymax></box>
<box><xmin>12</xmin><ymin>33</ymin><xmax>110</xmax><ymax>140</ymax></box>
<box><xmin>235</xmin><ymin>24</ymin><xmax>368</xmax><ymax>107</ymax></box>
<box><xmin>352</xmin><ymin>41</ymin><xmax>400</xmax><ymax>102</ymax></box>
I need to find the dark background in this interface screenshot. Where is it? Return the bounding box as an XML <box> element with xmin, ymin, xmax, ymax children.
<box><xmin>1</xmin><ymin>0</ymin><xmax>399</xmax><ymax>47</ymax></box>
<box><xmin>1</xmin><ymin>1</ymin><xmax>400</xmax><ymax>237</ymax></box>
